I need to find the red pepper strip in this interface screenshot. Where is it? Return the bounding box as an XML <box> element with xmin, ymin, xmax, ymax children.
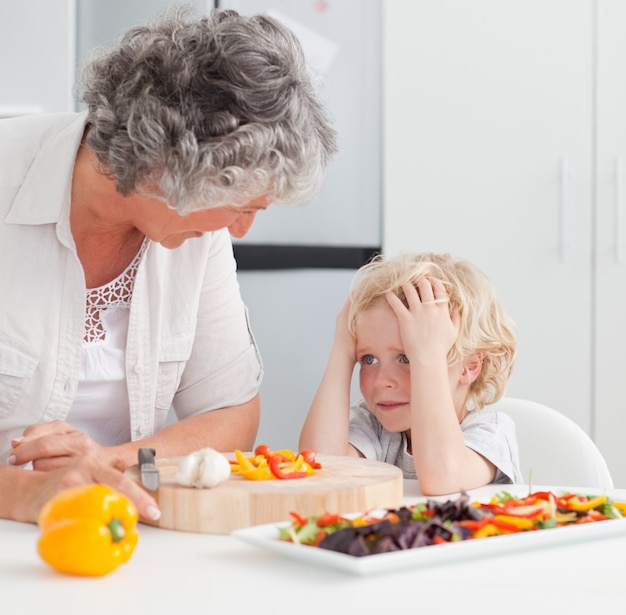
<box><xmin>289</xmin><ymin>511</ymin><xmax>308</xmax><ymax>526</ymax></box>
<box><xmin>316</xmin><ymin>513</ymin><xmax>341</xmax><ymax>527</ymax></box>
<box><xmin>270</xmin><ymin>453</ymin><xmax>290</xmax><ymax>463</ymax></box>
<box><xmin>583</xmin><ymin>510</ymin><xmax>608</xmax><ymax>521</ymax></box>
<box><xmin>530</xmin><ymin>492</ymin><xmax>569</xmax><ymax>507</ymax></box>
<box><xmin>268</xmin><ymin>456</ymin><xmax>308</xmax><ymax>479</ymax></box>
<box><xmin>500</xmin><ymin>504</ymin><xmax>545</xmax><ymax>518</ymax></box>
<box><xmin>532</xmin><ymin>491</ymin><xmax>559</xmax><ymax>501</ymax></box>
<box><xmin>491</xmin><ymin>518</ymin><xmax>524</xmax><ymax>532</ymax></box>
<box><xmin>313</xmin><ymin>530</ymin><xmax>328</xmax><ymax>547</ymax></box>
<box><xmin>432</xmin><ymin>536</ymin><xmax>448</xmax><ymax>545</ymax></box>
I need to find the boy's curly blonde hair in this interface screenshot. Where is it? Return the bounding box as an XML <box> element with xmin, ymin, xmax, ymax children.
<box><xmin>348</xmin><ymin>253</ymin><xmax>517</xmax><ymax>411</ymax></box>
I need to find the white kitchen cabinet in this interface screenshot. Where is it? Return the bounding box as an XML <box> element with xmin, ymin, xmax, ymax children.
<box><xmin>594</xmin><ymin>0</ymin><xmax>626</xmax><ymax>488</ymax></box>
<box><xmin>383</xmin><ymin>1</ymin><xmax>626</xmax><ymax>486</ymax></box>
<box><xmin>0</xmin><ymin>0</ymin><xmax>76</xmax><ymax>116</ymax></box>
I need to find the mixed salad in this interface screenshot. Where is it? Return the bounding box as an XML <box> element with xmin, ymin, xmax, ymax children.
<box><xmin>278</xmin><ymin>490</ymin><xmax>626</xmax><ymax>557</ymax></box>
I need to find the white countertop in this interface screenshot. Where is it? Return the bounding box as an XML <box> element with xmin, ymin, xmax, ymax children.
<box><xmin>4</xmin><ymin>482</ymin><xmax>626</xmax><ymax>614</ymax></box>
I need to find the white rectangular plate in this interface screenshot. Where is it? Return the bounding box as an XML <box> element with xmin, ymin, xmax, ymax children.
<box><xmin>232</xmin><ymin>484</ymin><xmax>626</xmax><ymax>576</ymax></box>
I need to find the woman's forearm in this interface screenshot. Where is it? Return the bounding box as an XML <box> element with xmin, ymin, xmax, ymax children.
<box><xmin>111</xmin><ymin>394</ymin><xmax>260</xmax><ymax>468</ymax></box>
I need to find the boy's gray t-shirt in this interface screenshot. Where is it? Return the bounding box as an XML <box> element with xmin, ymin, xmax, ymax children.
<box><xmin>348</xmin><ymin>400</ymin><xmax>522</xmax><ymax>484</ymax></box>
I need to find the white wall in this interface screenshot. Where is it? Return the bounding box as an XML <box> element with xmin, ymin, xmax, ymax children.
<box><xmin>0</xmin><ymin>0</ymin><xmax>76</xmax><ymax>116</ymax></box>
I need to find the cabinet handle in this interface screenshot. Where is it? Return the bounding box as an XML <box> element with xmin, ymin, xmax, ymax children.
<box><xmin>560</xmin><ymin>157</ymin><xmax>569</xmax><ymax>261</ymax></box>
<box><xmin>616</xmin><ymin>157</ymin><xmax>624</xmax><ymax>263</ymax></box>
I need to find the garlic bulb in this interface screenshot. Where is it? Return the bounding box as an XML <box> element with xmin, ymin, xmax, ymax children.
<box><xmin>175</xmin><ymin>448</ymin><xmax>231</xmax><ymax>489</ymax></box>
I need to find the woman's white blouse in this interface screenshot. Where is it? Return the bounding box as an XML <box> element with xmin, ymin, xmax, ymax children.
<box><xmin>0</xmin><ymin>112</ymin><xmax>264</xmax><ymax>461</ymax></box>
<box><xmin>66</xmin><ymin>240</ymin><xmax>149</xmax><ymax>446</ymax></box>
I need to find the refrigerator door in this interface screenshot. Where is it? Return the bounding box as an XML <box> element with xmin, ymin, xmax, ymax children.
<box><xmin>222</xmin><ymin>0</ymin><xmax>382</xmax><ymax>260</ymax></box>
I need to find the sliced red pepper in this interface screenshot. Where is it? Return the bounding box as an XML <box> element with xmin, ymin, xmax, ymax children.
<box><xmin>491</xmin><ymin>518</ymin><xmax>525</xmax><ymax>532</ymax></box>
<box><xmin>313</xmin><ymin>530</ymin><xmax>328</xmax><ymax>547</ymax></box>
<box><xmin>432</xmin><ymin>536</ymin><xmax>448</xmax><ymax>545</ymax></box>
<box><xmin>500</xmin><ymin>504</ymin><xmax>545</xmax><ymax>518</ymax></box>
<box><xmin>289</xmin><ymin>511</ymin><xmax>308</xmax><ymax>526</ymax></box>
<box><xmin>316</xmin><ymin>513</ymin><xmax>341</xmax><ymax>527</ymax></box>
<box><xmin>581</xmin><ymin>510</ymin><xmax>608</xmax><ymax>522</ymax></box>
<box><xmin>268</xmin><ymin>456</ymin><xmax>308</xmax><ymax>480</ymax></box>
<box><xmin>457</xmin><ymin>519</ymin><xmax>489</xmax><ymax>531</ymax></box>
<box><xmin>298</xmin><ymin>449</ymin><xmax>323</xmax><ymax>469</ymax></box>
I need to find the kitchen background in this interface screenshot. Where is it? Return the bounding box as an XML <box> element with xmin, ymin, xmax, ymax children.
<box><xmin>3</xmin><ymin>0</ymin><xmax>626</xmax><ymax>486</ymax></box>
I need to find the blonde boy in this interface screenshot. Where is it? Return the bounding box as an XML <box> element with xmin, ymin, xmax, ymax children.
<box><xmin>299</xmin><ymin>253</ymin><xmax>521</xmax><ymax>495</ymax></box>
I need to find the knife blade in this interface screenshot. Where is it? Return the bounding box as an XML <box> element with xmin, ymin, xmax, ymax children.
<box><xmin>138</xmin><ymin>447</ymin><xmax>160</xmax><ymax>491</ymax></box>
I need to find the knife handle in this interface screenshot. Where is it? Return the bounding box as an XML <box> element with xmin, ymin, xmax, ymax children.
<box><xmin>138</xmin><ymin>447</ymin><xmax>156</xmax><ymax>465</ymax></box>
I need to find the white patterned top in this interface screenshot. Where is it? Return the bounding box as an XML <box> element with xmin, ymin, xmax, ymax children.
<box><xmin>83</xmin><ymin>239</ymin><xmax>148</xmax><ymax>343</ymax></box>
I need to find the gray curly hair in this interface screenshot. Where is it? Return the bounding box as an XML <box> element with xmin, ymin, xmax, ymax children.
<box><xmin>77</xmin><ymin>6</ymin><xmax>337</xmax><ymax>213</ymax></box>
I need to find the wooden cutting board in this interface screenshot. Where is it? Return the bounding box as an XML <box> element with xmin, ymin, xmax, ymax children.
<box><xmin>126</xmin><ymin>453</ymin><xmax>403</xmax><ymax>534</ymax></box>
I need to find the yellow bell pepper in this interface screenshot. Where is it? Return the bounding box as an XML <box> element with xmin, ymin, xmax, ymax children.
<box><xmin>37</xmin><ymin>484</ymin><xmax>139</xmax><ymax>577</ymax></box>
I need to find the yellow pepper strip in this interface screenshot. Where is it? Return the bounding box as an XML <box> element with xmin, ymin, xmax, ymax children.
<box><xmin>566</xmin><ymin>495</ymin><xmax>607</xmax><ymax>511</ymax></box>
<box><xmin>273</xmin><ymin>449</ymin><xmax>297</xmax><ymax>461</ymax></box>
<box><xmin>473</xmin><ymin>523</ymin><xmax>501</xmax><ymax>539</ymax></box>
<box><xmin>37</xmin><ymin>484</ymin><xmax>139</xmax><ymax>577</ymax></box>
<box><xmin>613</xmin><ymin>502</ymin><xmax>626</xmax><ymax>514</ymax></box>
<box><xmin>234</xmin><ymin>449</ymin><xmax>257</xmax><ymax>473</ymax></box>
<box><xmin>239</xmin><ymin>464</ymin><xmax>274</xmax><ymax>480</ymax></box>
<box><xmin>277</xmin><ymin>454</ymin><xmax>305</xmax><ymax>475</ymax></box>
<box><xmin>493</xmin><ymin>514</ymin><xmax>535</xmax><ymax>531</ymax></box>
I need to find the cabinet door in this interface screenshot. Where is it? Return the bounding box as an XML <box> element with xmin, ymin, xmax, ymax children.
<box><xmin>594</xmin><ymin>0</ymin><xmax>626</xmax><ymax>487</ymax></box>
<box><xmin>383</xmin><ymin>1</ymin><xmax>593</xmax><ymax>430</ymax></box>
<box><xmin>0</xmin><ymin>0</ymin><xmax>76</xmax><ymax>116</ymax></box>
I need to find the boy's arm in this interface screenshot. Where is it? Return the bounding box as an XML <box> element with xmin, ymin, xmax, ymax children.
<box><xmin>407</xmin><ymin>354</ymin><xmax>494</xmax><ymax>494</ymax></box>
<box><xmin>387</xmin><ymin>281</ymin><xmax>495</xmax><ymax>494</ymax></box>
<box><xmin>299</xmin><ymin>301</ymin><xmax>361</xmax><ymax>456</ymax></box>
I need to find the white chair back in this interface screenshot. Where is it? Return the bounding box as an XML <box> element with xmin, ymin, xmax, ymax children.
<box><xmin>491</xmin><ymin>396</ymin><xmax>614</xmax><ymax>489</ymax></box>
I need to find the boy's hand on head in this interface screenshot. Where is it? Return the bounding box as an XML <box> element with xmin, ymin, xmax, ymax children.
<box><xmin>385</xmin><ymin>278</ymin><xmax>459</xmax><ymax>362</ymax></box>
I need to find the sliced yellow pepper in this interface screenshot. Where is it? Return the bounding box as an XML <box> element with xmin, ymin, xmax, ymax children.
<box><xmin>493</xmin><ymin>514</ymin><xmax>535</xmax><ymax>531</ymax></box>
<box><xmin>37</xmin><ymin>484</ymin><xmax>138</xmax><ymax>577</ymax></box>
<box><xmin>234</xmin><ymin>449</ymin><xmax>257</xmax><ymax>473</ymax></box>
<box><xmin>239</xmin><ymin>465</ymin><xmax>274</xmax><ymax>480</ymax></box>
<box><xmin>232</xmin><ymin>447</ymin><xmax>317</xmax><ymax>481</ymax></box>
<box><xmin>272</xmin><ymin>449</ymin><xmax>297</xmax><ymax>461</ymax></box>
<box><xmin>566</xmin><ymin>495</ymin><xmax>607</xmax><ymax>511</ymax></box>
<box><xmin>613</xmin><ymin>502</ymin><xmax>626</xmax><ymax>514</ymax></box>
<box><xmin>473</xmin><ymin>523</ymin><xmax>501</xmax><ymax>539</ymax></box>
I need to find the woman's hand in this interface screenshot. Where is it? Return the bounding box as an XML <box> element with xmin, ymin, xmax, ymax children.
<box><xmin>11</xmin><ymin>453</ymin><xmax>160</xmax><ymax>524</ymax></box>
<box><xmin>9</xmin><ymin>420</ymin><xmax>107</xmax><ymax>471</ymax></box>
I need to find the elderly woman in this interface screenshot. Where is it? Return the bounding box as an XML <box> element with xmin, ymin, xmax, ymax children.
<box><xmin>0</xmin><ymin>7</ymin><xmax>336</xmax><ymax>522</ymax></box>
